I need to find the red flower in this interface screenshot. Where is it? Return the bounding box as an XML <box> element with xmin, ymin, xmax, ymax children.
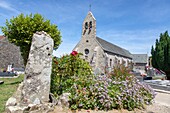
<box><xmin>71</xmin><ymin>51</ymin><xmax>78</xmax><ymax>56</ymax></box>
<box><xmin>54</xmin><ymin>60</ymin><xmax>58</xmax><ymax>65</ymax></box>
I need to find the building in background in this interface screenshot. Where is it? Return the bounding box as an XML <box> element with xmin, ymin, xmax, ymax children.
<box><xmin>0</xmin><ymin>36</ymin><xmax>24</xmax><ymax>70</ymax></box>
<box><xmin>73</xmin><ymin>11</ymin><xmax>132</xmax><ymax>74</ymax></box>
<box><xmin>132</xmin><ymin>54</ymin><xmax>148</xmax><ymax>71</ymax></box>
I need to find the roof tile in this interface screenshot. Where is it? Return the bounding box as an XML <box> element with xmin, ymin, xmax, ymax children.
<box><xmin>96</xmin><ymin>37</ymin><xmax>132</xmax><ymax>59</ymax></box>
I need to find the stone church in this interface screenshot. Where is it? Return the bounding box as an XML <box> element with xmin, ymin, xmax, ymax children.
<box><xmin>73</xmin><ymin>11</ymin><xmax>132</xmax><ymax>74</ymax></box>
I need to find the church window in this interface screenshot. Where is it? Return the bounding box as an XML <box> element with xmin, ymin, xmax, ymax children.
<box><xmin>83</xmin><ymin>22</ymin><xmax>88</xmax><ymax>35</ymax></box>
<box><xmin>88</xmin><ymin>21</ymin><xmax>92</xmax><ymax>34</ymax></box>
<box><xmin>89</xmin><ymin>21</ymin><xmax>92</xmax><ymax>29</ymax></box>
<box><xmin>86</xmin><ymin>40</ymin><xmax>89</xmax><ymax>42</ymax></box>
<box><xmin>85</xmin><ymin>22</ymin><xmax>88</xmax><ymax>29</ymax></box>
<box><xmin>85</xmin><ymin>49</ymin><xmax>89</xmax><ymax>55</ymax></box>
<box><xmin>110</xmin><ymin>59</ymin><xmax>112</xmax><ymax>67</ymax></box>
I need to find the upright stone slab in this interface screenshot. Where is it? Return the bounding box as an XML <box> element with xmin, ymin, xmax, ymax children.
<box><xmin>22</xmin><ymin>31</ymin><xmax>54</xmax><ymax>104</ymax></box>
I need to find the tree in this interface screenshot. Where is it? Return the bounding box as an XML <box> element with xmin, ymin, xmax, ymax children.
<box><xmin>1</xmin><ymin>13</ymin><xmax>61</xmax><ymax>66</ymax></box>
<box><xmin>151</xmin><ymin>31</ymin><xmax>170</xmax><ymax>79</ymax></box>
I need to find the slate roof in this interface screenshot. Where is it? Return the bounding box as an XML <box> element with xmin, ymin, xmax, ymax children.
<box><xmin>96</xmin><ymin>37</ymin><xmax>132</xmax><ymax>59</ymax></box>
<box><xmin>132</xmin><ymin>54</ymin><xmax>147</xmax><ymax>63</ymax></box>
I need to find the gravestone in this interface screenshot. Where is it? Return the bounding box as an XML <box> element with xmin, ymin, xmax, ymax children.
<box><xmin>22</xmin><ymin>31</ymin><xmax>54</xmax><ymax>104</ymax></box>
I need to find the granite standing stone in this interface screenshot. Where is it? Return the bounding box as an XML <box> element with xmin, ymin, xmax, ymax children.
<box><xmin>22</xmin><ymin>31</ymin><xmax>54</xmax><ymax>104</ymax></box>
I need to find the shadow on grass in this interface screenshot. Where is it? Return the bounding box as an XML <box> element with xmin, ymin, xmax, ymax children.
<box><xmin>9</xmin><ymin>81</ymin><xmax>22</xmax><ymax>85</ymax></box>
<box><xmin>5</xmin><ymin>80</ymin><xmax>23</xmax><ymax>85</ymax></box>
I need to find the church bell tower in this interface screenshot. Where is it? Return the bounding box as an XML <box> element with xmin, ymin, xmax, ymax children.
<box><xmin>82</xmin><ymin>11</ymin><xmax>96</xmax><ymax>40</ymax></box>
<box><xmin>73</xmin><ymin>11</ymin><xmax>97</xmax><ymax>64</ymax></box>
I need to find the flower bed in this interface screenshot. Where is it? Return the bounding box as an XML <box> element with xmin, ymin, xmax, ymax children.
<box><xmin>51</xmin><ymin>51</ymin><xmax>156</xmax><ymax>111</ymax></box>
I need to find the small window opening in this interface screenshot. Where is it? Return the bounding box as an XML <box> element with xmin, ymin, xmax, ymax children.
<box><xmin>85</xmin><ymin>49</ymin><xmax>89</xmax><ymax>55</ymax></box>
<box><xmin>110</xmin><ymin>59</ymin><xmax>112</xmax><ymax>67</ymax></box>
<box><xmin>85</xmin><ymin>22</ymin><xmax>88</xmax><ymax>29</ymax></box>
<box><xmin>89</xmin><ymin>21</ymin><xmax>92</xmax><ymax>29</ymax></box>
<box><xmin>88</xmin><ymin>21</ymin><xmax>92</xmax><ymax>34</ymax></box>
<box><xmin>86</xmin><ymin>40</ymin><xmax>89</xmax><ymax>42</ymax></box>
<box><xmin>83</xmin><ymin>22</ymin><xmax>88</xmax><ymax>35</ymax></box>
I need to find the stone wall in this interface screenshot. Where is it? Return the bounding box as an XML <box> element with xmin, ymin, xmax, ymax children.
<box><xmin>0</xmin><ymin>37</ymin><xmax>24</xmax><ymax>69</ymax></box>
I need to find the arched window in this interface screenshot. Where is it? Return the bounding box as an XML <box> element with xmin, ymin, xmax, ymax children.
<box><xmin>85</xmin><ymin>22</ymin><xmax>88</xmax><ymax>29</ymax></box>
<box><xmin>85</xmin><ymin>49</ymin><xmax>89</xmax><ymax>55</ymax></box>
<box><xmin>89</xmin><ymin>21</ymin><xmax>92</xmax><ymax>29</ymax></box>
<box><xmin>110</xmin><ymin>59</ymin><xmax>112</xmax><ymax>67</ymax></box>
<box><xmin>83</xmin><ymin>22</ymin><xmax>88</xmax><ymax>35</ymax></box>
<box><xmin>88</xmin><ymin>21</ymin><xmax>92</xmax><ymax>34</ymax></box>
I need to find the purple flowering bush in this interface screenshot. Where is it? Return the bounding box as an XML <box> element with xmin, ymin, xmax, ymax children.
<box><xmin>109</xmin><ymin>65</ymin><xmax>156</xmax><ymax>110</ymax></box>
<box><xmin>69</xmin><ymin>73</ymin><xmax>155</xmax><ymax>110</ymax></box>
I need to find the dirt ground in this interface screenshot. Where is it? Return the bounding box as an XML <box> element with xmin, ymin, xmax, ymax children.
<box><xmin>50</xmin><ymin>103</ymin><xmax>170</xmax><ymax>113</ymax></box>
<box><xmin>50</xmin><ymin>92</ymin><xmax>170</xmax><ymax>113</ymax></box>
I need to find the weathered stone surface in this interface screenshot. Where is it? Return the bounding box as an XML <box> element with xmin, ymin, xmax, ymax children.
<box><xmin>6</xmin><ymin>103</ymin><xmax>55</xmax><ymax>113</ymax></box>
<box><xmin>57</xmin><ymin>93</ymin><xmax>71</xmax><ymax>108</ymax></box>
<box><xmin>13</xmin><ymin>82</ymin><xmax>23</xmax><ymax>102</ymax></box>
<box><xmin>49</xmin><ymin>93</ymin><xmax>57</xmax><ymax>105</ymax></box>
<box><xmin>22</xmin><ymin>31</ymin><xmax>54</xmax><ymax>104</ymax></box>
<box><xmin>5</xmin><ymin>32</ymin><xmax>55</xmax><ymax>113</ymax></box>
<box><xmin>6</xmin><ymin>106</ymin><xmax>28</xmax><ymax>113</ymax></box>
<box><xmin>6</xmin><ymin>97</ymin><xmax>17</xmax><ymax>106</ymax></box>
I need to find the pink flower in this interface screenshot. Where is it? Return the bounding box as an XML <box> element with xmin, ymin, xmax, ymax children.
<box><xmin>83</xmin><ymin>88</ymin><xmax>86</xmax><ymax>90</ymax></box>
<box><xmin>71</xmin><ymin>51</ymin><xmax>78</xmax><ymax>56</ymax></box>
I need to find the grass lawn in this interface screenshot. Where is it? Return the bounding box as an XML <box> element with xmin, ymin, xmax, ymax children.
<box><xmin>0</xmin><ymin>75</ymin><xmax>24</xmax><ymax>113</ymax></box>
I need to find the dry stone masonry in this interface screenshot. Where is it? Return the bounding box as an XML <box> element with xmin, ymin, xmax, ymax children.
<box><xmin>6</xmin><ymin>31</ymin><xmax>55</xmax><ymax>113</ymax></box>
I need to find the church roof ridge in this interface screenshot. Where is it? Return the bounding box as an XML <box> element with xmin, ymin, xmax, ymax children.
<box><xmin>87</xmin><ymin>11</ymin><xmax>96</xmax><ymax>20</ymax></box>
<box><xmin>96</xmin><ymin>36</ymin><xmax>132</xmax><ymax>59</ymax></box>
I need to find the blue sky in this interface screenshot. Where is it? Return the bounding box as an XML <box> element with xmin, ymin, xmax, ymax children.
<box><xmin>0</xmin><ymin>0</ymin><xmax>170</xmax><ymax>57</ymax></box>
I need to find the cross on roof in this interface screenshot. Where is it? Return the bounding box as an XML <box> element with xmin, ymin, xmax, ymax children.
<box><xmin>89</xmin><ymin>4</ymin><xmax>91</xmax><ymax>11</ymax></box>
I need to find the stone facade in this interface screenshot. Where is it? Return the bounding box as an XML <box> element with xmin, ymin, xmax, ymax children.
<box><xmin>132</xmin><ymin>54</ymin><xmax>148</xmax><ymax>71</ymax></box>
<box><xmin>0</xmin><ymin>36</ymin><xmax>24</xmax><ymax>69</ymax></box>
<box><xmin>73</xmin><ymin>11</ymin><xmax>132</xmax><ymax>74</ymax></box>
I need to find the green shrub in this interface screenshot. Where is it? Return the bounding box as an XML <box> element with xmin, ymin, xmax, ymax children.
<box><xmin>50</xmin><ymin>51</ymin><xmax>92</xmax><ymax>96</ymax></box>
<box><xmin>111</xmin><ymin>64</ymin><xmax>132</xmax><ymax>81</ymax></box>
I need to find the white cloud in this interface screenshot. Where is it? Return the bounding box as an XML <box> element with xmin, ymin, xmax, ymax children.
<box><xmin>0</xmin><ymin>1</ymin><xmax>20</xmax><ymax>14</ymax></box>
<box><xmin>98</xmin><ymin>29</ymin><xmax>166</xmax><ymax>55</ymax></box>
